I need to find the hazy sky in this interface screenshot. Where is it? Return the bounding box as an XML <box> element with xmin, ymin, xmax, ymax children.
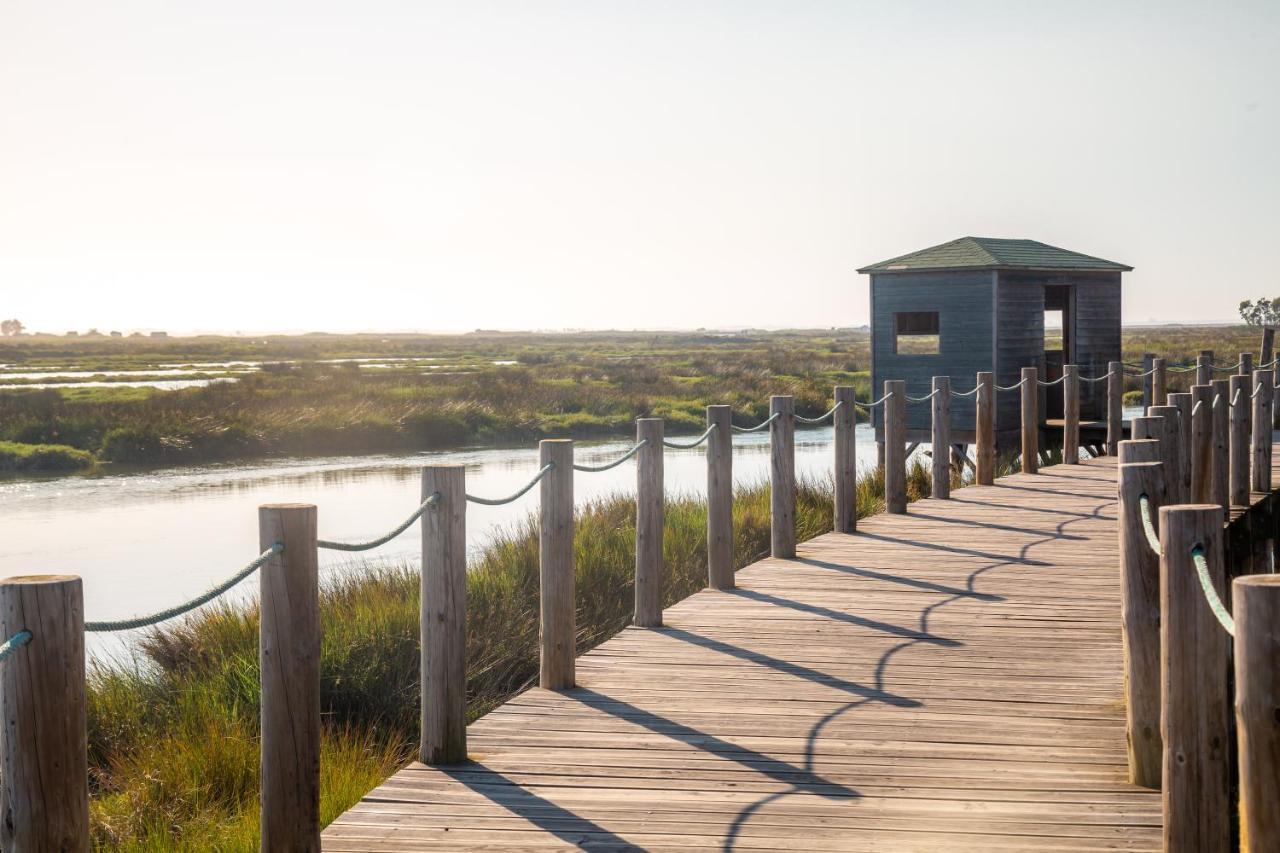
<box><xmin>2</xmin><ymin>1</ymin><xmax>1277</xmax><ymax>334</ymax></box>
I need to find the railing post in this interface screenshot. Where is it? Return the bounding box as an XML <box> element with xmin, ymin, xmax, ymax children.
<box><xmin>931</xmin><ymin>376</ymin><xmax>951</xmax><ymax>498</ymax></box>
<box><xmin>1232</xmin><ymin>574</ymin><xmax>1280</xmax><ymax>853</ymax></box>
<box><xmin>1190</xmin><ymin>385</ymin><xmax>1213</xmax><ymax>503</ymax></box>
<box><xmin>1020</xmin><ymin>367</ymin><xmax>1038</xmax><ymax>473</ymax></box>
<box><xmin>0</xmin><ymin>575</ymin><xmax>88</xmax><ymax>852</ymax></box>
<box><xmin>634</xmin><ymin>418</ymin><xmax>664</xmax><ymax>627</ymax></box>
<box><xmin>420</xmin><ymin>466</ymin><xmax>466</xmax><ymax>765</ymax></box>
<box><xmin>1251</xmin><ymin>369</ymin><xmax>1273</xmax><ymax>494</ymax></box>
<box><xmin>1209</xmin><ymin>380</ymin><xmax>1230</xmax><ymax>516</ymax></box>
<box><xmin>1106</xmin><ymin>360</ymin><xmax>1122</xmax><ymax>456</ymax></box>
<box><xmin>539</xmin><ymin>439</ymin><xmax>575</xmax><ymax>689</ymax></box>
<box><xmin>1142</xmin><ymin>352</ymin><xmax>1156</xmax><ymax>410</ymax></box>
<box><xmin>1230</xmin><ymin>373</ymin><xmax>1250</xmax><ymax>506</ymax></box>
<box><xmin>705</xmin><ymin>405</ymin><xmax>734</xmax><ymax>589</ymax></box>
<box><xmin>1196</xmin><ymin>350</ymin><xmax>1213</xmax><ymax>387</ymax></box>
<box><xmin>769</xmin><ymin>395</ymin><xmax>796</xmax><ymax>557</ymax></box>
<box><xmin>1169</xmin><ymin>392</ymin><xmax>1193</xmax><ymax>501</ymax></box>
<box><xmin>1148</xmin><ymin>406</ymin><xmax>1186</xmax><ymax>504</ymax></box>
<box><xmin>1239</xmin><ymin>351</ymin><xmax>1254</xmax><ymax>377</ymax></box>
<box><xmin>975</xmin><ymin>371</ymin><xmax>995</xmax><ymax>485</ymax></box>
<box><xmin>1158</xmin><ymin>505</ymin><xmax>1230</xmax><ymax>853</ymax></box>
<box><xmin>1063</xmin><ymin>364</ymin><xmax>1079</xmax><ymax>464</ymax></box>
<box><xmin>1117</xmin><ymin>441</ymin><xmax>1163</xmax><ymax>789</ymax></box>
<box><xmin>1153</xmin><ymin>357</ymin><xmax>1168</xmax><ymax>407</ymax></box>
<box><xmin>833</xmin><ymin>387</ymin><xmax>857</xmax><ymax>533</ymax></box>
<box><xmin>884</xmin><ymin>380</ymin><xmax>907</xmax><ymax>513</ymax></box>
<box><xmin>1129</xmin><ymin>415</ymin><xmax>1160</xmax><ymax>442</ymax></box>
<box><xmin>259</xmin><ymin>503</ymin><xmax>321</xmax><ymax>852</ymax></box>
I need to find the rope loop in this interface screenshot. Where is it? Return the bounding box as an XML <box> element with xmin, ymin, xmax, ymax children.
<box><xmin>318</xmin><ymin>492</ymin><xmax>441</xmax><ymax>551</ymax></box>
<box><xmin>906</xmin><ymin>389</ymin><xmax>941</xmax><ymax>403</ymax></box>
<box><xmin>795</xmin><ymin>401</ymin><xmax>842</xmax><ymax>424</ymax></box>
<box><xmin>731</xmin><ymin>411</ymin><xmax>782</xmax><ymax>432</ymax></box>
<box><xmin>861</xmin><ymin>392</ymin><xmax>892</xmax><ymax>409</ymax></box>
<box><xmin>949</xmin><ymin>385</ymin><xmax>981</xmax><ymax>397</ymax></box>
<box><xmin>0</xmin><ymin>630</ymin><xmax>32</xmax><ymax>664</ymax></box>
<box><xmin>1081</xmin><ymin>369</ymin><xmax>1116</xmax><ymax>384</ymax></box>
<box><xmin>86</xmin><ymin>543</ymin><xmax>283</xmax><ymax>632</ymax></box>
<box><xmin>1037</xmin><ymin>376</ymin><xmax>1067</xmax><ymax>387</ymax></box>
<box><xmin>1138</xmin><ymin>494</ymin><xmax>1162</xmax><ymax>556</ymax></box>
<box><xmin>662</xmin><ymin>424</ymin><xmax>717</xmax><ymax>449</ymax></box>
<box><xmin>995</xmin><ymin>378</ymin><xmax>1028</xmax><ymax>392</ymax></box>
<box><xmin>466</xmin><ymin>463</ymin><xmax>555</xmax><ymax>504</ymax></box>
<box><xmin>573</xmin><ymin>440</ymin><xmax>647</xmax><ymax>473</ymax></box>
<box><xmin>1191</xmin><ymin>545</ymin><xmax>1235</xmax><ymax>636</ymax></box>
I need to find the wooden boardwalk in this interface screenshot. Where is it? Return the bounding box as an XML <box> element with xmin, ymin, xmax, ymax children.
<box><xmin>325</xmin><ymin>458</ymin><xmax>1163</xmax><ymax>851</ymax></box>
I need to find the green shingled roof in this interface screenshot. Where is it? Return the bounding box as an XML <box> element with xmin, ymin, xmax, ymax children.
<box><xmin>857</xmin><ymin>237</ymin><xmax>1132</xmax><ymax>274</ymax></box>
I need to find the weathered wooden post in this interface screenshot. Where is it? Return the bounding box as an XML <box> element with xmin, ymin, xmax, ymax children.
<box><xmin>1251</xmin><ymin>369</ymin><xmax>1273</xmax><ymax>494</ymax></box>
<box><xmin>1169</xmin><ymin>392</ymin><xmax>1193</xmax><ymax>500</ymax></box>
<box><xmin>259</xmin><ymin>503</ymin><xmax>321</xmax><ymax>852</ymax></box>
<box><xmin>1233</xmin><ymin>574</ymin><xmax>1280</xmax><ymax>852</ymax></box>
<box><xmin>1130</xmin><ymin>415</ymin><xmax>1160</xmax><ymax>442</ymax></box>
<box><xmin>706</xmin><ymin>405</ymin><xmax>733</xmax><ymax>589</ymax></box>
<box><xmin>539</xmin><ymin>439</ymin><xmax>575</xmax><ymax>689</ymax></box>
<box><xmin>1117</xmin><ymin>442</ymin><xmax>1163</xmax><ymax>789</ymax></box>
<box><xmin>420</xmin><ymin>466</ymin><xmax>466</xmax><ymax>765</ymax></box>
<box><xmin>931</xmin><ymin>376</ymin><xmax>951</xmax><ymax>498</ymax></box>
<box><xmin>1210</xmin><ymin>379</ymin><xmax>1229</xmax><ymax>514</ymax></box>
<box><xmin>1159</xmin><ymin>505</ymin><xmax>1231</xmax><ymax>853</ymax></box>
<box><xmin>1020</xmin><ymin>367</ymin><xmax>1038</xmax><ymax>473</ymax></box>
<box><xmin>1142</xmin><ymin>353</ymin><xmax>1157</xmax><ymax>410</ymax></box>
<box><xmin>1153</xmin><ymin>357</ymin><xmax>1168</xmax><ymax>407</ymax></box>
<box><xmin>833</xmin><ymin>387</ymin><xmax>857</xmax><ymax>533</ymax></box>
<box><xmin>1063</xmin><ymin>364</ymin><xmax>1079</xmax><ymax>464</ymax></box>
<box><xmin>976</xmin><ymin>371</ymin><xmax>995</xmax><ymax>485</ymax></box>
<box><xmin>1241</xmin><ymin>352</ymin><xmax>1256</xmax><ymax>463</ymax></box>
<box><xmin>1148</xmin><ymin>405</ymin><xmax>1186</xmax><ymax>503</ymax></box>
<box><xmin>1230</xmin><ymin>373</ymin><xmax>1251</xmax><ymax>506</ymax></box>
<box><xmin>770</xmin><ymin>395</ymin><xmax>796</xmax><ymax>556</ymax></box>
<box><xmin>1240</xmin><ymin>351</ymin><xmax>1254</xmax><ymax>377</ymax></box>
<box><xmin>1195</xmin><ymin>350</ymin><xmax>1213</xmax><ymax>387</ymax></box>
<box><xmin>1190</xmin><ymin>385</ymin><xmax>1213</xmax><ymax>503</ymax></box>
<box><xmin>0</xmin><ymin>575</ymin><xmax>89</xmax><ymax>852</ymax></box>
<box><xmin>634</xmin><ymin>418</ymin><xmax>665</xmax><ymax>627</ymax></box>
<box><xmin>884</xmin><ymin>380</ymin><xmax>907</xmax><ymax>513</ymax></box>
<box><xmin>1107</xmin><ymin>360</ymin><xmax>1123</xmax><ymax>456</ymax></box>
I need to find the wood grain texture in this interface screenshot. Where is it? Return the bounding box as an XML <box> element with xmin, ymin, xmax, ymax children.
<box><xmin>976</xmin><ymin>371</ymin><xmax>995</xmax><ymax>485</ymax></box>
<box><xmin>1147</xmin><ymin>407</ymin><xmax>1185</xmax><ymax>505</ymax></box>
<box><xmin>1190</xmin><ymin>385</ymin><xmax>1213</xmax><ymax>504</ymax></box>
<box><xmin>1107</xmin><ymin>361</ymin><xmax>1123</xmax><ymax>456</ymax></box>
<box><xmin>1063</xmin><ymin>365</ymin><xmax>1080</xmax><ymax>464</ymax></box>
<box><xmin>1232</xmin><ymin>575</ymin><xmax>1280</xmax><ymax>853</ymax></box>
<box><xmin>833</xmin><ymin>387</ymin><xmax>857</xmax><ymax>533</ymax></box>
<box><xmin>769</xmin><ymin>396</ymin><xmax>796</xmax><ymax>557</ymax></box>
<box><xmin>706</xmin><ymin>406</ymin><xmax>734</xmax><ymax>589</ymax></box>
<box><xmin>1152</xmin><ymin>358</ymin><xmax>1167</xmax><ymax>408</ymax></box>
<box><xmin>883</xmin><ymin>381</ymin><xmax>907</xmax><ymax>513</ymax></box>
<box><xmin>420</xmin><ymin>467</ymin><xmax>467</xmax><ymax>765</ymax></box>
<box><xmin>931</xmin><ymin>376</ymin><xmax>951</xmax><ymax>498</ymax></box>
<box><xmin>1251</xmin><ymin>370</ymin><xmax>1272</xmax><ymax>493</ymax></box>
<box><xmin>324</xmin><ymin>458</ymin><xmax>1164</xmax><ymax>852</ymax></box>
<box><xmin>260</xmin><ymin>503</ymin><xmax>321</xmax><ymax>852</ymax></box>
<box><xmin>635</xmin><ymin>419</ymin><xmax>665</xmax><ymax>627</ymax></box>
<box><xmin>1195</xmin><ymin>351</ymin><xmax>1212</xmax><ymax>388</ymax></box>
<box><xmin>1230</xmin><ymin>374</ymin><xmax>1251</xmax><ymax>506</ymax></box>
<box><xmin>0</xmin><ymin>575</ymin><xmax>88</xmax><ymax>853</ymax></box>
<box><xmin>1210</xmin><ymin>380</ymin><xmax>1229</xmax><ymax>516</ymax></box>
<box><xmin>1020</xmin><ymin>367</ymin><xmax>1038</xmax><ymax>474</ymax></box>
<box><xmin>1168</xmin><ymin>393</ymin><xmax>1193</xmax><ymax>503</ymax></box>
<box><xmin>539</xmin><ymin>440</ymin><xmax>575</xmax><ymax>690</ymax></box>
<box><xmin>1141</xmin><ymin>354</ymin><xmax>1156</xmax><ymax>410</ymax></box>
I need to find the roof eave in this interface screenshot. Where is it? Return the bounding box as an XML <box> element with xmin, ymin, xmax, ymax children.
<box><xmin>858</xmin><ymin>264</ymin><xmax>1133</xmax><ymax>275</ymax></box>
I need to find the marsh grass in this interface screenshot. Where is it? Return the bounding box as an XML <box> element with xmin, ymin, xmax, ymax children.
<box><xmin>85</xmin><ymin>462</ymin><xmax>934</xmax><ymax>850</ymax></box>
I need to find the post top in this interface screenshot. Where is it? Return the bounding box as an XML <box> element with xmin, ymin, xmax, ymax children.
<box><xmin>1233</xmin><ymin>574</ymin><xmax>1280</xmax><ymax>589</ymax></box>
<box><xmin>259</xmin><ymin>502</ymin><xmax>317</xmax><ymax>511</ymax></box>
<box><xmin>1</xmin><ymin>574</ymin><xmax>81</xmax><ymax>586</ymax></box>
<box><xmin>1158</xmin><ymin>503</ymin><xmax>1223</xmax><ymax>514</ymax></box>
<box><xmin>539</xmin><ymin>438</ymin><xmax>573</xmax><ymax>445</ymax></box>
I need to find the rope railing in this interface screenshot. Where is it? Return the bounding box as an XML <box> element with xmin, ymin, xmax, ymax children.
<box><xmin>85</xmin><ymin>543</ymin><xmax>283</xmax><ymax>632</ymax></box>
<box><xmin>662</xmin><ymin>424</ymin><xmax>717</xmax><ymax>448</ymax></box>
<box><xmin>1190</xmin><ymin>545</ymin><xmax>1235</xmax><ymax>636</ymax></box>
<box><xmin>0</xmin><ymin>629</ymin><xmax>32</xmax><ymax>664</ymax></box>
<box><xmin>861</xmin><ymin>392</ymin><xmax>893</xmax><ymax>408</ymax></box>
<box><xmin>1036</xmin><ymin>375</ymin><xmax>1067</xmax><ymax>387</ymax></box>
<box><xmin>318</xmin><ymin>493</ymin><xmax>441</xmax><ymax>551</ymax></box>
<box><xmin>731</xmin><ymin>412</ymin><xmax>781</xmax><ymax>432</ymax></box>
<box><xmin>572</xmin><ymin>440</ymin><xmax>647</xmax><ymax>473</ymax></box>
<box><xmin>1251</xmin><ymin>382</ymin><xmax>1265</xmax><ymax>399</ymax></box>
<box><xmin>795</xmin><ymin>401</ymin><xmax>842</xmax><ymax>424</ymax></box>
<box><xmin>1211</xmin><ymin>362</ymin><xmax>1243</xmax><ymax>373</ymax></box>
<box><xmin>1129</xmin><ymin>367</ymin><xmax>1158</xmax><ymax>378</ymax></box>
<box><xmin>466</xmin><ymin>463</ymin><xmax>555</xmax><ymax>505</ymax></box>
<box><xmin>906</xmin><ymin>389</ymin><xmax>941</xmax><ymax>403</ymax></box>
<box><xmin>1081</xmin><ymin>369</ymin><xmax>1116</xmax><ymax>383</ymax></box>
<box><xmin>1138</xmin><ymin>494</ymin><xmax>1162</xmax><ymax>556</ymax></box>
<box><xmin>1232</xmin><ymin>388</ymin><xmax>1243</xmax><ymax>407</ymax></box>
<box><xmin>949</xmin><ymin>384</ymin><xmax>981</xmax><ymax>397</ymax></box>
<box><xmin>995</xmin><ymin>378</ymin><xmax>1027</xmax><ymax>392</ymax></box>
<box><xmin>1167</xmin><ymin>365</ymin><xmax>1198</xmax><ymax>373</ymax></box>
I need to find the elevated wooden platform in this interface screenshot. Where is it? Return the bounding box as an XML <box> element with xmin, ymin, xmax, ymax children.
<box><xmin>325</xmin><ymin>458</ymin><xmax>1163</xmax><ymax>851</ymax></box>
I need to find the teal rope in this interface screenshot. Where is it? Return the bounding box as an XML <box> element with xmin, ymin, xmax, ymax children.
<box><xmin>86</xmin><ymin>544</ymin><xmax>283</xmax><ymax>632</ymax></box>
<box><xmin>318</xmin><ymin>493</ymin><xmax>440</xmax><ymax>551</ymax></box>
<box><xmin>1138</xmin><ymin>494</ymin><xmax>1162</xmax><ymax>555</ymax></box>
<box><xmin>466</xmin><ymin>463</ymin><xmax>554</xmax><ymax>505</ymax></box>
<box><xmin>663</xmin><ymin>424</ymin><xmax>717</xmax><ymax>449</ymax></box>
<box><xmin>731</xmin><ymin>412</ymin><xmax>781</xmax><ymax>432</ymax></box>
<box><xmin>1191</xmin><ymin>545</ymin><xmax>1235</xmax><ymax>636</ymax></box>
<box><xmin>795</xmin><ymin>401</ymin><xmax>842</xmax><ymax>424</ymax></box>
<box><xmin>0</xmin><ymin>630</ymin><xmax>32</xmax><ymax>664</ymax></box>
<box><xmin>573</xmin><ymin>441</ymin><xmax>647</xmax><ymax>473</ymax></box>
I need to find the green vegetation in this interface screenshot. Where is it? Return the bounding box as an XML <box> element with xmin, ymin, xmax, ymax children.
<box><xmin>86</xmin><ymin>463</ymin><xmax>934</xmax><ymax>850</ymax></box>
<box><xmin>0</xmin><ymin>439</ymin><xmax>94</xmax><ymax>472</ymax></box>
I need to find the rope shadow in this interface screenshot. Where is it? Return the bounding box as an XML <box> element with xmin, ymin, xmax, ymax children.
<box><xmin>792</xmin><ymin>557</ymin><xmax>1005</xmax><ymax>601</ymax></box>
<box><xmin>725</xmin><ymin>588</ymin><xmax>964</xmax><ymax>646</ymax></box>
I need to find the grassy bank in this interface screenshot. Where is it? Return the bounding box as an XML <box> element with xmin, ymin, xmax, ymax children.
<box><xmin>86</xmin><ymin>463</ymin><xmax>933</xmax><ymax>850</ymax></box>
<box><xmin>0</xmin><ymin>439</ymin><xmax>94</xmax><ymax>472</ymax></box>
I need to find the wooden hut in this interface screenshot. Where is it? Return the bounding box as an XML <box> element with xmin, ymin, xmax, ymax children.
<box><xmin>857</xmin><ymin>236</ymin><xmax>1131</xmax><ymax>452</ymax></box>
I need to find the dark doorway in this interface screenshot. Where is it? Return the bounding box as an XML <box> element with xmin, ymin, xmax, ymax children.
<box><xmin>1044</xmin><ymin>285</ymin><xmax>1074</xmax><ymax>419</ymax></box>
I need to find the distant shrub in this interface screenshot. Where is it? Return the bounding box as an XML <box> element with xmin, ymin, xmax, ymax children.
<box><xmin>0</xmin><ymin>440</ymin><xmax>94</xmax><ymax>472</ymax></box>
